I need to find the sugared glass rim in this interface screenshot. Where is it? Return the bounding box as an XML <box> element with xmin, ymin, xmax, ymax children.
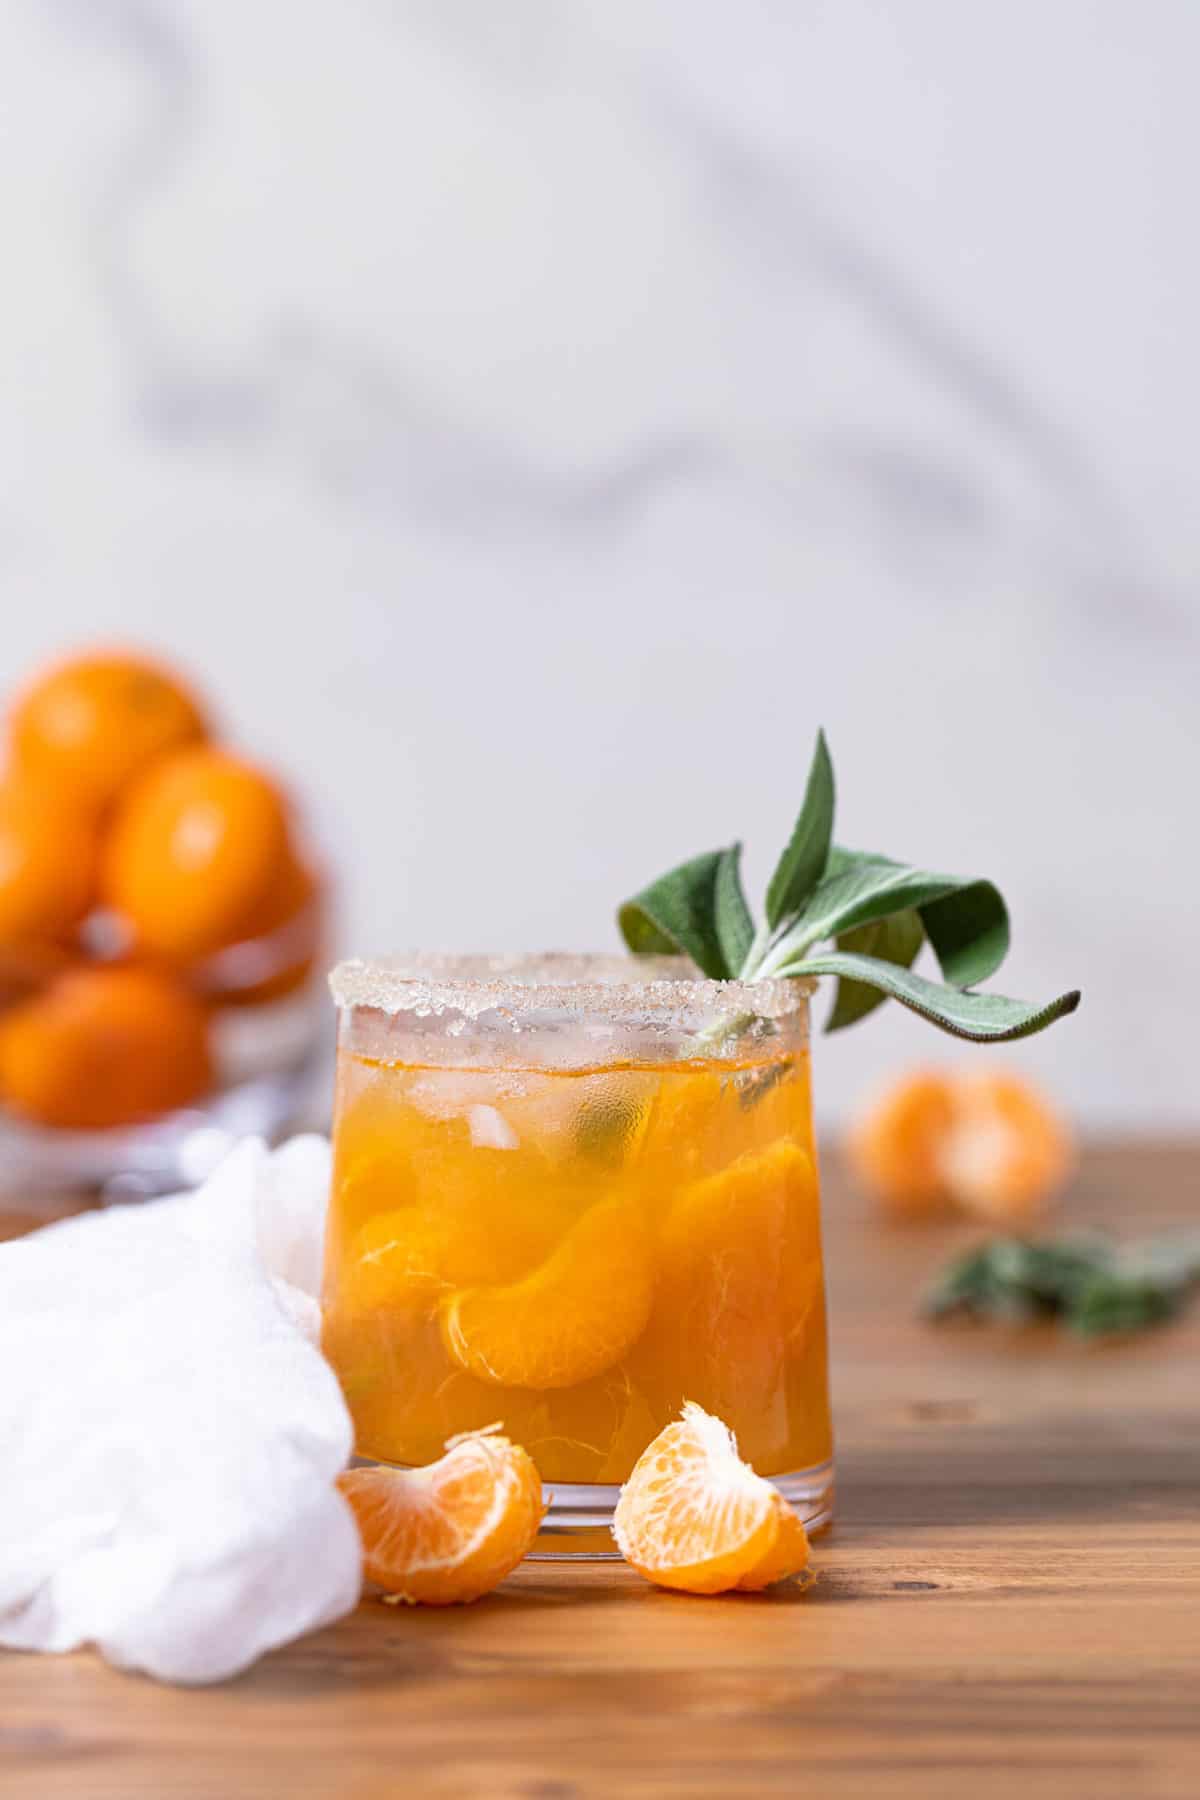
<box><xmin>329</xmin><ymin>952</ymin><xmax>814</xmax><ymax>1023</ymax></box>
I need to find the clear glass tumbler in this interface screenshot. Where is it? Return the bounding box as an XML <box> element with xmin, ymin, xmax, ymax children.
<box><xmin>322</xmin><ymin>954</ymin><xmax>833</xmax><ymax>1554</ymax></box>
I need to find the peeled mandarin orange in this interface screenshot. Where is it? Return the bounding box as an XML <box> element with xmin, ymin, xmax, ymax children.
<box><xmin>10</xmin><ymin>650</ymin><xmax>206</xmax><ymax>810</ymax></box>
<box><xmin>440</xmin><ymin>1195</ymin><xmax>654</xmax><ymax>1390</ymax></box>
<box><xmin>338</xmin><ymin>1427</ymin><xmax>544</xmax><ymax>1604</ymax></box>
<box><xmin>0</xmin><ymin>776</ymin><xmax>99</xmax><ymax>944</ymax></box>
<box><xmin>939</xmin><ymin>1069</ymin><xmax>1074</xmax><ymax>1222</ymax></box>
<box><xmin>846</xmin><ymin>1070</ymin><xmax>959</xmax><ymax>1216</ymax></box>
<box><xmin>612</xmin><ymin>1402</ymin><xmax>810</xmax><ymax>1595</ymax></box>
<box><xmin>103</xmin><ymin>747</ymin><xmax>292</xmax><ymax>959</ymax></box>
<box><xmin>848</xmin><ymin>1067</ymin><xmax>1073</xmax><ymax>1221</ymax></box>
<box><xmin>0</xmin><ymin>964</ymin><xmax>212</xmax><ymax>1129</ymax></box>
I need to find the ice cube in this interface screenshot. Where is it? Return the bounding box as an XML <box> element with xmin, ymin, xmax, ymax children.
<box><xmin>468</xmin><ymin>1105</ymin><xmax>519</xmax><ymax>1151</ymax></box>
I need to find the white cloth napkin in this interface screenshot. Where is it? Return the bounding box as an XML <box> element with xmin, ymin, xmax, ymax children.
<box><xmin>0</xmin><ymin>1137</ymin><xmax>362</xmax><ymax>1684</ymax></box>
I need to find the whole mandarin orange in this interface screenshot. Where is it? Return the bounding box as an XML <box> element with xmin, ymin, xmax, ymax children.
<box><xmin>940</xmin><ymin>1069</ymin><xmax>1075</xmax><ymax>1223</ymax></box>
<box><xmin>0</xmin><ymin>776</ymin><xmax>99</xmax><ymax>944</ymax></box>
<box><xmin>0</xmin><ymin>937</ymin><xmax>78</xmax><ymax>1008</ymax></box>
<box><xmin>0</xmin><ymin>964</ymin><xmax>213</xmax><ymax>1129</ymax></box>
<box><xmin>102</xmin><ymin>748</ymin><xmax>292</xmax><ymax>959</ymax></box>
<box><xmin>10</xmin><ymin>651</ymin><xmax>207</xmax><ymax>811</ymax></box>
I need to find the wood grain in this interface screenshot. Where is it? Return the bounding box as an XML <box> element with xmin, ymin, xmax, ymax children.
<box><xmin>1</xmin><ymin>1142</ymin><xmax>1197</xmax><ymax>1798</ymax></box>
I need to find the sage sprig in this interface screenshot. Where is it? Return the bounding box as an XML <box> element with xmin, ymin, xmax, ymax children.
<box><xmin>925</xmin><ymin>1232</ymin><xmax>1200</xmax><ymax>1338</ymax></box>
<box><xmin>617</xmin><ymin>730</ymin><xmax>1080</xmax><ymax>1042</ymax></box>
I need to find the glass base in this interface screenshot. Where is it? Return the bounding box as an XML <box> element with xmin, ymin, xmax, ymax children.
<box><xmin>350</xmin><ymin>1454</ymin><xmax>834</xmax><ymax>1561</ymax></box>
<box><xmin>529</xmin><ymin>1460</ymin><xmax>835</xmax><ymax>1559</ymax></box>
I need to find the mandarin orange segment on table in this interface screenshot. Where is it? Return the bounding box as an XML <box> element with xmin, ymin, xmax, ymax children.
<box><xmin>338</xmin><ymin>1426</ymin><xmax>545</xmax><ymax>1605</ymax></box>
<box><xmin>612</xmin><ymin>1402</ymin><xmax>811</xmax><ymax>1595</ymax></box>
<box><xmin>321</xmin><ymin>1045</ymin><xmax>832</xmax><ymax>1487</ymax></box>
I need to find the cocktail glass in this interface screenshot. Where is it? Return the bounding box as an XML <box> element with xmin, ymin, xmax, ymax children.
<box><xmin>321</xmin><ymin>954</ymin><xmax>832</xmax><ymax>1555</ymax></box>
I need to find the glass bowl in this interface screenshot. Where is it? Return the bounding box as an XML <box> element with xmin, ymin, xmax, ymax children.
<box><xmin>0</xmin><ymin>875</ymin><xmax>332</xmax><ymax>1203</ymax></box>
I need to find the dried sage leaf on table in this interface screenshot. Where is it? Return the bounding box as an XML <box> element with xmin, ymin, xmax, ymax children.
<box><xmin>924</xmin><ymin>1232</ymin><xmax>1200</xmax><ymax>1338</ymax></box>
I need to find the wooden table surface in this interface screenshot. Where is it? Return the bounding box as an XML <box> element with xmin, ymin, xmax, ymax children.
<box><xmin>2</xmin><ymin>1142</ymin><xmax>1197</xmax><ymax>1798</ymax></box>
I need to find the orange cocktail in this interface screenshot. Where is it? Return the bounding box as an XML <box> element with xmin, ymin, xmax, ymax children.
<box><xmin>321</xmin><ymin>955</ymin><xmax>832</xmax><ymax>1551</ymax></box>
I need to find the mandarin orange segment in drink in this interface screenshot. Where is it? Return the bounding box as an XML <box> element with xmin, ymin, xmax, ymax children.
<box><xmin>322</xmin><ymin>981</ymin><xmax>833</xmax><ymax>1505</ymax></box>
<box><xmin>440</xmin><ymin>1194</ymin><xmax>655</xmax><ymax>1391</ymax></box>
<box><xmin>340</xmin><ymin>1191</ymin><xmax>565</xmax><ymax>1324</ymax></box>
<box><xmin>663</xmin><ymin>1139</ymin><xmax>821</xmax><ymax>1341</ymax></box>
<box><xmin>633</xmin><ymin>1134</ymin><xmax>829</xmax><ymax>1471</ymax></box>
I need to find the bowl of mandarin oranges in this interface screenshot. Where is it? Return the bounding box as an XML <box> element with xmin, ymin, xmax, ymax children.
<box><xmin>0</xmin><ymin>649</ymin><xmax>330</xmax><ymax>1198</ymax></box>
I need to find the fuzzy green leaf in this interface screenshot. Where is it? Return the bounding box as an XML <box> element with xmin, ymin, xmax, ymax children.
<box><xmin>920</xmin><ymin>881</ymin><xmax>1009</xmax><ymax>987</ymax></box>
<box><xmin>775</xmin><ymin>949</ymin><xmax>1081</xmax><ymax>1042</ymax></box>
<box><xmin>714</xmin><ymin>843</ymin><xmax>756</xmax><ymax>977</ymax></box>
<box><xmin>762</xmin><ymin>849</ymin><xmax>1009</xmax><ymax>981</ymax></box>
<box><xmin>826</xmin><ymin>909</ymin><xmax>924</xmax><ymax>1033</ymax></box>
<box><xmin>618</xmin><ymin>848</ymin><xmax>731</xmax><ymax>979</ymax></box>
<box><xmin>764</xmin><ymin>730</ymin><xmax>835</xmax><ymax>929</ymax></box>
<box><xmin>925</xmin><ymin>1232</ymin><xmax>1200</xmax><ymax>1339</ymax></box>
<box><xmin>1067</xmin><ymin>1275</ymin><xmax>1183</xmax><ymax>1338</ymax></box>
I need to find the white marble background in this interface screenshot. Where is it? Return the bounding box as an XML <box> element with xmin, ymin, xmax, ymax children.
<box><xmin>1</xmin><ymin>1</ymin><xmax>1197</xmax><ymax>1134</ymax></box>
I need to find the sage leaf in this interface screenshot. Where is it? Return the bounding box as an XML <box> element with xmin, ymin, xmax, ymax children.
<box><xmin>926</xmin><ymin>1232</ymin><xmax>1200</xmax><ymax>1339</ymax></box>
<box><xmin>923</xmin><ymin>1244</ymin><xmax>999</xmax><ymax>1319</ymax></box>
<box><xmin>820</xmin><ymin>853</ymin><xmax>1008</xmax><ymax>987</ymax></box>
<box><xmin>714</xmin><ymin>842</ymin><xmax>756</xmax><ymax>977</ymax></box>
<box><xmin>826</xmin><ymin>909</ymin><xmax>924</xmax><ymax>1033</ymax></box>
<box><xmin>762</xmin><ymin>850</ymin><xmax>1010</xmax><ymax>978</ymax></box>
<box><xmin>920</xmin><ymin>881</ymin><xmax>1009</xmax><ymax>987</ymax></box>
<box><xmin>1067</xmin><ymin>1274</ymin><xmax>1182</xmax><ymax>1338</ymax></box>
<box><xmin>774</xmin><ymin>950</ymin><xmax>1081</xmax><ymax>1042</ymax></box>
<box><xmin>618</xmin><ymin>848</ymin><xmax>731</xmax><ymax>979</ymax></box>
<box><xmin>764</xmin><ymin>729</ymin><xmax>834</xmax><ymax>930</ymax></box>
